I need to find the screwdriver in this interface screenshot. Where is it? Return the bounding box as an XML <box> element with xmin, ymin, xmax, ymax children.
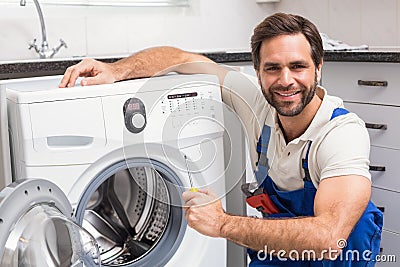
<box><xmin>184</xmin><ymin>155</ymin><xmax>198</xmax><ymax>192</ymax></box>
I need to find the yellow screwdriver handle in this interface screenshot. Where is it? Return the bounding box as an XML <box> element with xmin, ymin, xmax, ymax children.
<box><xmin>190</xmin><ymin>187</ymin><xmax>199</xmax><ymax>192</ymax></box>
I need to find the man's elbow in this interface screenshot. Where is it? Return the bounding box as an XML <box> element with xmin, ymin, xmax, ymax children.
<box><xmin>315</xmin><ymin>233</ymin><xmax>349</xmax><ymax>260</ymax></box>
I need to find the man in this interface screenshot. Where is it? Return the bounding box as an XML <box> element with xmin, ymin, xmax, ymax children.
<box><xmin>60</xmin><ymin>13</ymin><xmax>382</xmax><ymax>266</ymax></box>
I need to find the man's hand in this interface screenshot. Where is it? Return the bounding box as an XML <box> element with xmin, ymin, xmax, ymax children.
<box><xmin>182</xmin><ymin>189</ymin><xmax>227</xmax><ymax>238</ymax></box>
<box><xmin>58</xmin><ymin>47</ymin><xmax>226</xmax><ymax>89</ymax></box>
<box><xmin>59</xmin><ymin>58</ymin><xmax>118</xmax><ymax>88</ymax></box>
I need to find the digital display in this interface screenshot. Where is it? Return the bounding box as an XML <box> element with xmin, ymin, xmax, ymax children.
<box><xmin>167</xmin><ymin>92</ymin><xmax>198</xmax><ymax>100</ymax></box>
<box><xmin>127</xmin><ymin>102</ymin><xmax>140</xmax><ymax>110</ymax></box>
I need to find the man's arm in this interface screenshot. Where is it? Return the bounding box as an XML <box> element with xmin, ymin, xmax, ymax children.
<box><xmin>183</xmin><ymin>174</ymin><xmax>370</xmax><ymax>259</ymax></box>
<box><xmin>59</xmin><ymin>46</ymin><xmax>227</xmax><ymax>87</ymax></box>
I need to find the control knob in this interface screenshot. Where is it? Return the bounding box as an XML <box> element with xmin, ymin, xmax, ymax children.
<box><xmin>123</xmin><ymin>98</ymin><xmax>147</xmax><ymax>133</ymax></box>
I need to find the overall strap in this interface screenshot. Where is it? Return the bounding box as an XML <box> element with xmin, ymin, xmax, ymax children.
<box><xmin>255</xmin><ymin>125</ymin><xmax>271</xmax><ymax>185</ymax></box>
<box><xmin>302</xmin><ymin>107</ymin><xmax>350</xmax><ymax>183</ymax></box>
<box><xmin>302</xmin><ymin>142</ymin><xmax>313</xmax><ymax>182</ymax></box>
<box><xmin>330</xmin><ymin>107</ymin><xmax>349</xmax><ymax>120</ymax></box>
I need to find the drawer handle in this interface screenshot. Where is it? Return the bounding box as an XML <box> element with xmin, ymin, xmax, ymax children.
<box><xmin>369</xmin><ymin>165</ymin><xmax>386</xmax><ymax>172</ymax></box>
<box><xmin>46</xmin><ymin>136</ymin><xmax>94</xmax><ymax>147</ymax></box>
<box><xmin>365</xmin><ymin>123</ymin><xmax>387</xmax><ymax>130</ymax></box>
<box><xmin>358</xmin><ymin>80</ymin><xmax>388</xmax><ymax>87</ymax></box>
<box><xmin>377</xmin><ymin>206</ymin><xmax>385</xmax><ymax>213</ymax></box>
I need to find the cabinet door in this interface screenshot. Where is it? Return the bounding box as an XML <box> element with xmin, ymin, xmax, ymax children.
<box><xmin>371</xmin><ymin>187</ymin><xmax>400</xmax><ymax>233</ymax></box>
<box><xmin>375</xmin><ymin>230</ymin><xmax>400</xmax><ymax>267</ymax></box>
<box><xmin>345</xmin><ymin>102</ymin><xmax>400</xmax><ymax>150</ymax></box>
<box><xmin>323</xmin><ymin>62</ymin><xmax>400</xmax><ymax>106</ymax></box>
<box><xmin>370</xmin><ymin>146</ymin><xmax>400</xmax><ymax>192</ymax></box>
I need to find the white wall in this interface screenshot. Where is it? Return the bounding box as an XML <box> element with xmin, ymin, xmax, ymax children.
<box><xmin>0</xmin><ymin>0</ymin><xmax>274</xmax><ymax>61</ymax></box>
<box><xmin>1</xmin><ymin>0</ymin><xmax>399</xmax><ymax>61</ymax></box>
<box><xmin>272</xmin><ymin>0</ymin><xmax>399</xmax><ymax>48</ymax></box>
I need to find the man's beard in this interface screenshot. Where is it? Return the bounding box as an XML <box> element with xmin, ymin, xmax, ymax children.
<box><xmin>261</xmin><ymin>73</ymin><xmax>318</xmax><ymax>117</ymax></box>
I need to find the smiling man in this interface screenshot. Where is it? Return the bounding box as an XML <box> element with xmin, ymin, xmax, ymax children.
<box><xmin>60</xmin><ymin>13</ymin><xmax>383</xmax><ymax>267</ymax></box>
<box><xmin>259</xmin><ymin>34</ymin><xmax>318</xmax><ymax>117</ymax></box>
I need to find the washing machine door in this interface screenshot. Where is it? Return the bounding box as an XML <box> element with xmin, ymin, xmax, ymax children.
<box><xmin>71</xmin><ymin>142</ymin><xmax>225</xmax><ymax>267</ymax></box>
<box><xmin>0</xmin><ymin>179</ymin><xmax>101</xmax><ymax>267</ymax></box>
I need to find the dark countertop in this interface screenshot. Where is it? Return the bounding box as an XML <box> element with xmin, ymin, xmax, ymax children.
<box><xmin>323</xmin><ymin>48</ymin><xmax>400</xmax><ymax>63</ymax></box>
<box><xmin>2</xmin><ymin>49</ymin><xmax>400</xmax><ymax>80</ymax></box>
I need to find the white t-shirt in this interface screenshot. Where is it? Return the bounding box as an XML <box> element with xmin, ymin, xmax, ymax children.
<box><xmin>221</xmin><ymin>70</ymin><xmax>371</xmax><ymax>191</ymax></box>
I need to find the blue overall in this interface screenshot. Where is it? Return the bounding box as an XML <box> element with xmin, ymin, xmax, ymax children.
<box><xmin>248</xmin><ymin>108</ymin><xmax>383</xmax><ymax>267</ymax></box>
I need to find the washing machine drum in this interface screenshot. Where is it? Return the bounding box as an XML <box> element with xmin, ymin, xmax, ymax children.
<box><xmin>75</xmin><ymin>160</ymin><xmax>186</xmax><ymax>267</ymax></box>
<box><xmin>0</xmin><ymin>179</ymin><xmax>100</xmax><ymax>267</ymax></box>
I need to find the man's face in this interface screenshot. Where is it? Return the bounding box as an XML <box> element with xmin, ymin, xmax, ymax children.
<box><xmin>256</xmin><ymin>33</ymin><xmax>322</xmax><ymax>117</ymax></box>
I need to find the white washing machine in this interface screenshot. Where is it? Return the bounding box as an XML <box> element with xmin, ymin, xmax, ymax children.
<box><xmin>0</xmin><ymin>74</ymin><xmax>227</xmax><ymax>266</ymax></box>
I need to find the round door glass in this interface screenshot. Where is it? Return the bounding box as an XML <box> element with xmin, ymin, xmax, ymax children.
<box><xmin>0</xmin><ymin>204</ymin><xmax>100</xmax><ymax>267</ymax></box>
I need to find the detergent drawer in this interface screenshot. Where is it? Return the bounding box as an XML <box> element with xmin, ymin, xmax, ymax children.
<box><xmin>25</xmin><ymin>98</ymin><xmax>107</xmax><ymax>165</ymax></box>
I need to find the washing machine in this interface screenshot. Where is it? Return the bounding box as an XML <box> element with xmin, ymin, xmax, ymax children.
<box><xmin>0</xmin><ymin>73</ymin><xmax>228</xmax><ymax>266</ymax></box>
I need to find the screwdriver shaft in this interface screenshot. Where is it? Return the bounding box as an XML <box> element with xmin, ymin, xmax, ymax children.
<box><xmin>184</xmin><ymin>155</ymin><xmax>198</xmax><ymax>192</ymax></box>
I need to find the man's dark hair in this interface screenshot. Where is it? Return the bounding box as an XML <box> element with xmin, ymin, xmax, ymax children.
<box><xmin>251</xmin><ymin>12</ymin><xmax>323</xmax><ymax>71</ymax></box>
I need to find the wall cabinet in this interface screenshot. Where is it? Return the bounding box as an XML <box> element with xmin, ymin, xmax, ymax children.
<box><xmin>322</xmin><ymin>61</ymin><xmax>400</xmax><ymax>265</ymax></box>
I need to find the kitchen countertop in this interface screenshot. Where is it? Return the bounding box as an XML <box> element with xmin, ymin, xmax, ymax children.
<box><xmin>2</xmin><ymin>48</ymin><xmax>400</xmax><ymax>80</ymax></box>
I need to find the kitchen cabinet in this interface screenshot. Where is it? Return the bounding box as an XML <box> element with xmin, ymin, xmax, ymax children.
<box><xmin>322</xmin><ymin>61</ymin><xmax>400</xmax><ymax>265</ymax></box>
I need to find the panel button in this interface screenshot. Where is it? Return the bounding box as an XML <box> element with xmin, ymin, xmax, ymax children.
<box><xmin>131</xmin><ymin>113</ymin><xmax>146</xmax><ymax>129</ymax></box>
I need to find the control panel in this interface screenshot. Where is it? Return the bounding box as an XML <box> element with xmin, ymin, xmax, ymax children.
<box><xmin>159</xmin><ymin>84</ymin><xmax>220</xmax><ymax>129</ymax></box>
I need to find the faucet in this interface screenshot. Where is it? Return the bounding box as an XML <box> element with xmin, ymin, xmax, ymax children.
<box><xmin>20</xmin><ymin>0</ymin><xmax>67</xmax><ymax>59</ymax></box>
